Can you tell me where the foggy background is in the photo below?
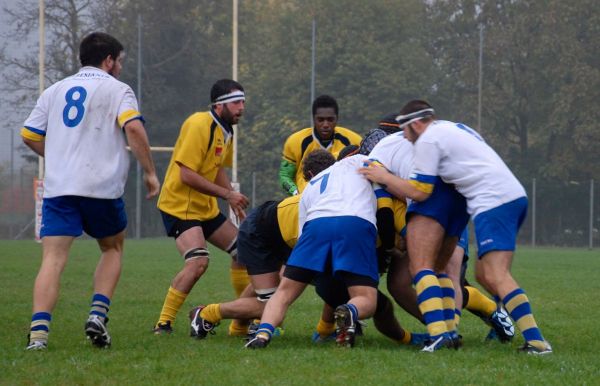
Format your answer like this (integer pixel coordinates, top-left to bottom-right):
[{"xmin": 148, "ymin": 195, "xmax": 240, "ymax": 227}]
[{"xmin": 0, "ymin": 0, "xmax": 598, "ymax": 247}]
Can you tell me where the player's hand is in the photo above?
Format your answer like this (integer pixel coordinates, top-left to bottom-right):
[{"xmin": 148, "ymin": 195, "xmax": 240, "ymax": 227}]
[
  {"xmin": 144, "ymin": 173, "xmax": 161, "ymax": 199},
  {"xmin": 358, "ymin": 164, "xmax": 391, "ymax": 185},
  {"xmin": 232, "ymin": 206, "xmax": 247, "ymax": 222},
  {"xmin": 226, "ymin": 190, "xmax": 249, "ymax": 212}
]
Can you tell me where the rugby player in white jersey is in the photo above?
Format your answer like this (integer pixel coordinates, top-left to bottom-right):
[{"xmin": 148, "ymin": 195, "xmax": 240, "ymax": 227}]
[
  {"xmin": 361, "ymin": 100, "xmax": 551, "ymax": 354},
  {"xmin": 21, "ymin": 32, "xmax": 160, "ymax": 350},
  {"xmin": 363, "ymin": 127, "xmax": 468, "ymax": 352},
  {"xmin": 246, "ymin": 154, "xmax": 380, "ymax": 349}
]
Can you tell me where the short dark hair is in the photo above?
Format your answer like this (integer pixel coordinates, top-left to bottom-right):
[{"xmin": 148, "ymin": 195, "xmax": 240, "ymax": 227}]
[
  {"xmin": 210, "ymin": 79, "xmax": 244, "ymax": 103},
  {"xmin": 397, "ymin": 100, "xmax": 435, "ymax": 127},
  {"xmin": 399, "ymin": 100, "xmax": 434, "ymax": 117},
  {"xmin": 302, "ymin": 149, "xmax": 335, "ymax": 181},
  {"xmin": 337, "ymin": 145, "xmax": 359, "ymax": 160},
  {"xmin": 79, "ymin": 32, "xmax": 124, "ymax": 67},
  {"xmin": 312, "ymin": 95, "xmax": 339, "ymax": 116}
]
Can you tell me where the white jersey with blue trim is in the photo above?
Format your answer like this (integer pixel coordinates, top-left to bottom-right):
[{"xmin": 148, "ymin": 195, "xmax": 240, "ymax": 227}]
[
  {"xmin": 298, "ymin": 154, "xmax": 377, "ymax": 235},
  {"xmin": 412, "ymin": 120, "xmax": 526, "ymax": 217},
  {"xmin": 23, "ymin": 66, "xmax": 141, "ymax": 199},
  {"xmin": 368, "ymin": 131, "xmax": 414, "ymax": 179}
]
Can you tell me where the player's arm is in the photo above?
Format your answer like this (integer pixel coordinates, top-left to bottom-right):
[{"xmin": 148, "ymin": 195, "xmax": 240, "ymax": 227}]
[
  {"xmin": 22, "ymin": 136, "xmax": 45, "ymax": 156},
  {"xmin": 374, "ymin": 184, "xmax": 396, "ymax": 251},
  {"xmin": 215, "ymin": 166, "xmax": 249, "ymax": 220},
  {"xmin": 279, "ymin": 159, "xmax": 298, "ymax": 196},
  {"xmin": 124, "ymin": 119, "xmax": 160, "ymax": 198},
  {"xmin": 21, "ymin": 92, "xmax": 49, "ymax": 156},
  {"xmin": 179, "ymin": 164, "xmax": 248, "ymax": 219},
  {"xmin": 360, "ymin": 165, "xmax": 430, "ymax": 202}
]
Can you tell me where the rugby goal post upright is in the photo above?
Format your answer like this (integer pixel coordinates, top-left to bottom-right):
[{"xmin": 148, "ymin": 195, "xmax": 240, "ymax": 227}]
[
  {"xmin": 34, "ymin": 0, "xmax": 45, "ymax": 241},
  {"xmin": 229, "ymin": 0, "xmax": 241, "ymax": 227}
]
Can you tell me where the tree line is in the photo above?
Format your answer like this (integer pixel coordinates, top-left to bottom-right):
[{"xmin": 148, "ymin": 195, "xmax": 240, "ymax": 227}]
[{"xmin": 2, "ymin": 0, "xmax": 599, "ymax": 207}]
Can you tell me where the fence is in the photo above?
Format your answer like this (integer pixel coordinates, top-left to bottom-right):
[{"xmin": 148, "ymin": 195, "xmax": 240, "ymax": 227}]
[{"xmin": 0, "ymin": 156, "xmax": 598, "ymax": 248}]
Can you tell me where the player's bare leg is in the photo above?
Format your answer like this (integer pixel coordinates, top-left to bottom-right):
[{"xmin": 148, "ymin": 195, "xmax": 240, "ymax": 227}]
[
  {"xmin": 154, "ymin": 226, "xmax": 208, "ymax": 334},
  {"xmin": 407, "ymin": 215, "xmax": 444, "ymax": 276},
  {"xmin": 200, "ymin": 272, "xmax": 280, "ymax": 324},
  {"xmin": 245, "ymin": 277, "xmax": 307, "ymax": 348},
  {"xmin": 333, "ymin": 284, "xmax": 377, "ymax": 348},
  {"xmin": 84, "ymin": 231, "xmax": 125, "ymax": 348},
  {"xmin": 208, "ymin": 220, "xmax": 252, "ymax": 335},
  {"xmin": 172, "ymin": 227, "xmax": 209, "ymax": 293},
  {"xmin": 94, "ymin": 231, "xmax": 125, "ymax": 298},
  {"xmin": 33, "ymin": 236, "xmax": 74, "ymax": 314},
  {"xmin": 27, "ymin": 236, "xmax": 74, "ymax": 348},
  {"xmin": 387, "ymin": 251, "xmax": 422, "ymax": 322}
]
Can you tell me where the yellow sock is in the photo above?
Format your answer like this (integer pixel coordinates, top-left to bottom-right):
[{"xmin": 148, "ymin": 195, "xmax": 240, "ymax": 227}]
[
  {"xmin": 156, "ymin": 286, "xmax": 187, "ymax": 326},
  {"xmin": 399, "ymin": 330, "xmax": 412, "ymax": 345},
  {"xmin": 200, "ymin": 304, "xmax": 222, "ymax": 324},
  {"xmin": 504, "ymin": 288, "xmax": 546, "ymax": 349},
  {"xmin": 465, "ymin": 286, "xmax": 497, "ymax": 317},
  {"xmin": 316, "ymin": 318, "xmax": 336, "ymax": 337},
  {"xmin": 454, "ymin": 309, "xmax": 462, "ymax": 328},
  {"xmin": 228, "ymin": 319, "xmax": 249, "ymax": 336},
  {"xmin": 414, "ymin": 270, "xmax": 447, "ymax": 338},
  {"xmin": 230, "ymin": 267, "xmax": 250, "ymax": 297},
  {"xmin": 438, "ymin": 275, "xmax": 456, "ymax": 332}
]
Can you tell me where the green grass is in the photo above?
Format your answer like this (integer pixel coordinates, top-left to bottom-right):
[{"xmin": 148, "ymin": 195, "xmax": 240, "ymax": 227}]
[{"xmin": 1, "ymin": 239, "xmax": 599, "ymax": 385}]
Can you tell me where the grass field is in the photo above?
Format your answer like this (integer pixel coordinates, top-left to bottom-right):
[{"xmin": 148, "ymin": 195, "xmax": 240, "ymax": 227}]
[{"xmin": 1, "ymin": 239, "xmax": 599, "ymax": 385}]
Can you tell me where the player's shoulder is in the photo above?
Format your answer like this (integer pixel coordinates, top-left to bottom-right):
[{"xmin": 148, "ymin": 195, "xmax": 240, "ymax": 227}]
[
  {"xmin": 334, "ymin": 126, "xmax": 362, "ymax": 141},
  {"xmin": 283, "ymin": 128, "xmax": 313, "ymax": 155},
  {"xmin": 428, "ymin": 120, "xmax": 461, "ymax": 135},
  {"xmin": 379, "ymin": 131, "xmax": 406, "ymax": 145},
  {"xmin": 286, "ymin": 127, "xmax": 313, "ymax": 141},
  {"xmin": 336, "ymin": 153, "xmax": 367, "ymax": 169},
  {"xmin": 182, "ymin": 111, "xmax": 213, "ymax": 126}
]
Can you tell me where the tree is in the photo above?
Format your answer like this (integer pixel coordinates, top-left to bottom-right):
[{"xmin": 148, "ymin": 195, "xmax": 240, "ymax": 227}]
[
  {"xmin": 426, "ymin": 0, "xmax": 600, "ymax": 181},
  {"xmin": 0, "ymin": 0, "xmax": 116, "ymax": 160}
]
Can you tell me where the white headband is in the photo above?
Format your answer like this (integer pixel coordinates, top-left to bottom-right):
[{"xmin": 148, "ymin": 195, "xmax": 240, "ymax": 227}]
[
  {"xmin": 212, "ymin": 90, "xmax": 245, "ymax": 105},
  {"xmin": 395, "ymin": 108, "xmax": 434, "ymax": 128}
]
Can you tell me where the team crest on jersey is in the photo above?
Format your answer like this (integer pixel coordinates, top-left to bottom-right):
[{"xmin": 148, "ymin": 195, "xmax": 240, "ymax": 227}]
[{"xmin": 215, "ymin": 146, "xmax": 223, "ymax": 156}]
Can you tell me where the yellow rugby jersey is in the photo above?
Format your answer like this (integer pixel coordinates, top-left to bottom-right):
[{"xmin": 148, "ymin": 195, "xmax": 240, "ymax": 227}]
[
  {"xmin": 158, "ymin": 111, "xmax": 233, "ymax": 220},
  {"xmin": 276, "ymin": 194, "xmax": 301, "ymax": 248},
  {"xmin": 282, "ymin": 126, "xmax": 361, "ymax": 192}
]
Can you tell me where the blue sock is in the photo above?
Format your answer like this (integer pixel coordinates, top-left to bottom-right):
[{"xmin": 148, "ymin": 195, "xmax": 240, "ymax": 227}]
[
  {"xmin": 90, "ymin": 293, "xmax": 111, "ymax": 321},
  {"xmin": 30, "ymin": 312, "xmax": 52, "ymax": 342},
  {"xmin": 256, "ymin": 323, "xmax": 275, "ymax": 339},
  {"xmin": 346, "ymin": 303, "xmax": 359, "ymax": 321}
]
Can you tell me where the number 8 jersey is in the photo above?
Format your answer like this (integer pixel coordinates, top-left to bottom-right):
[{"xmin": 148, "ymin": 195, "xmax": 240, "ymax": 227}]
[{"xmin": 21, "ymin": 66, "xmax": 143, "ymax": 199}]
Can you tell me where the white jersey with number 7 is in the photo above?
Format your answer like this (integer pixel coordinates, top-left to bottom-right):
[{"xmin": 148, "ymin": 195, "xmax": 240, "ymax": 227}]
[{"xmin": 298, "ymin": 154, "xmax": 377, "ymax": 236}]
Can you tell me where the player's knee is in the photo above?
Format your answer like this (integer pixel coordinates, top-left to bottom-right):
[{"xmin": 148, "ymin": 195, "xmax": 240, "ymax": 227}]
[
  {"xmin": 183, "ymin": 248, "xmax": 210, "ymax": 279},
  {"xmin": 476, "ymin": 267, "xmax": 502, "ymax": 291},
  {"xmin": 255, "ymin": 287, "xmax": 277, "ymax": 303}
]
